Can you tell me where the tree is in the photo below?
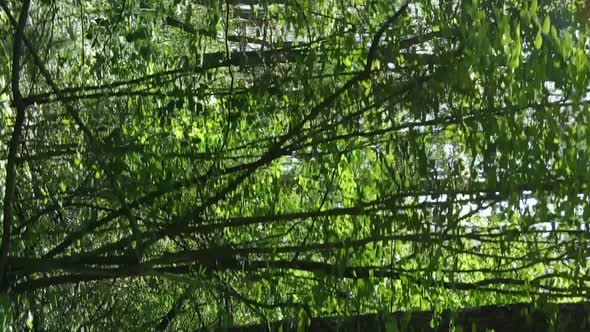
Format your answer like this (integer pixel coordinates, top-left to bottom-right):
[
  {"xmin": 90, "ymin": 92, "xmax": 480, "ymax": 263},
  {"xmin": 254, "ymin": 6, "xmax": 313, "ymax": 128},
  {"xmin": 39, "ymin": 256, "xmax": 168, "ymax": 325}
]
[{"xmin": 0, "ymin": 0, "xmax": 589, "ymax": 330}]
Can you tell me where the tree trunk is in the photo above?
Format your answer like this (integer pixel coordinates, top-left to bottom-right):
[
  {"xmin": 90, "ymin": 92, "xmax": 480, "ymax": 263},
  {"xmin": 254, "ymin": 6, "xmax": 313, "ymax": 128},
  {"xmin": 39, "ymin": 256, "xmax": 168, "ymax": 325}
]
[{"xmin": 207, "ymin": 302, "xmax": 590, "ymax": 332}]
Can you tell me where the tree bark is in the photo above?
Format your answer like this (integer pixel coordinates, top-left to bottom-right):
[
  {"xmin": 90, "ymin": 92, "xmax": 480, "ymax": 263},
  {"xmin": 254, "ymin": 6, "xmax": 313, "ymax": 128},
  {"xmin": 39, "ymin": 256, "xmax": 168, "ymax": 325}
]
[{"xmin": 205, "ymin": 302, "xmax": 590, "ymax": 332}]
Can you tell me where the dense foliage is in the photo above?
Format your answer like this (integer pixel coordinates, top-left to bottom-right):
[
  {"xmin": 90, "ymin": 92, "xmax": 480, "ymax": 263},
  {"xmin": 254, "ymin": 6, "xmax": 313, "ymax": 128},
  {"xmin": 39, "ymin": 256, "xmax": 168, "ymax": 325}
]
[{"xmin": 1, "ymin": 0, "xmax": 590, "ymax": 330}]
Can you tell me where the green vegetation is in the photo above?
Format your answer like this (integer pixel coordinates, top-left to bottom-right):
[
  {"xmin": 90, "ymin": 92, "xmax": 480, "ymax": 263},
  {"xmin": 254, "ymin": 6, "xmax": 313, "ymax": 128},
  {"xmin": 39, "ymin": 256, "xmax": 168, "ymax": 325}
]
[{"xmin": 1, "ymin": 0, "xmax": 590, "ymax": 330}]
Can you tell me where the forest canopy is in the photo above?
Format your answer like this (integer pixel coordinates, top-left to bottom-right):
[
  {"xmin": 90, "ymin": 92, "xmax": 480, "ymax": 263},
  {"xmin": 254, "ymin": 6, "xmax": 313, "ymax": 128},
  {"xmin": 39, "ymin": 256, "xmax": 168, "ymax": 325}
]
[{"xmin": 1, "ymin": 0, "xmax": 590, "ymax": 330}]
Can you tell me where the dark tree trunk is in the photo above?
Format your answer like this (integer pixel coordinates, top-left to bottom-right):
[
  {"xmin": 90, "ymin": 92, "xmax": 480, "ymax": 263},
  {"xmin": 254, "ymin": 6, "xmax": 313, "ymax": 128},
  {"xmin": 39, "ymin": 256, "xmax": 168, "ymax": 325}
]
[{"xmin": 206, "ymin": 302, "xmax": 590, "ymax": 332}]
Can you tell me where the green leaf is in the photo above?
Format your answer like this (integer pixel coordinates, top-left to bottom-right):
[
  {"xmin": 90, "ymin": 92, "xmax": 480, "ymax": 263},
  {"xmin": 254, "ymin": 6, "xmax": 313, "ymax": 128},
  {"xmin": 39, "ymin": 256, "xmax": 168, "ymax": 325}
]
[
  {"xmin": 530, "ymin": 0, "xmax": 538, "ymax": 15},
  {"xmin": 542, "ymin": 16, "xmax": 550, "ymax": 34},
  {"xmin": 534, "ymin": 32, "xmax": 542, "ymax": 49},
  {"xmin": 551, "ymin": 26, "xmax": 559, "ymax": 43}
]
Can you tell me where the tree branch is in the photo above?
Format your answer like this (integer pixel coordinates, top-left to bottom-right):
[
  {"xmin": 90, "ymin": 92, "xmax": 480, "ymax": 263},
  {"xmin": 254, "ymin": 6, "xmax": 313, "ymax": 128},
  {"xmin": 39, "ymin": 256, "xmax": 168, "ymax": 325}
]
[{"xmin": 0, "ymin": 0, "xmax": 32, "ymax": 290}]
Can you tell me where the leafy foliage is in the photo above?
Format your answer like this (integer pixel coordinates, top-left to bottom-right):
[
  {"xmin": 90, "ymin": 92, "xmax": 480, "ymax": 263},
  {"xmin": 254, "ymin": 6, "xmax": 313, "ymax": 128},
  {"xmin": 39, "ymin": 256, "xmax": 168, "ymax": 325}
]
[{"xmin": 0, "ymin": 0, "xmax": 589, "ymax": 330}]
